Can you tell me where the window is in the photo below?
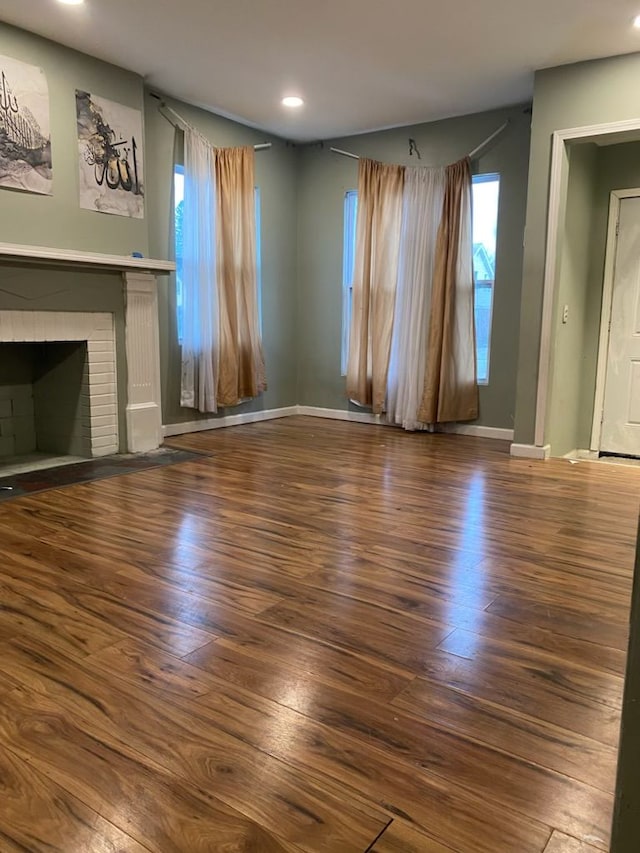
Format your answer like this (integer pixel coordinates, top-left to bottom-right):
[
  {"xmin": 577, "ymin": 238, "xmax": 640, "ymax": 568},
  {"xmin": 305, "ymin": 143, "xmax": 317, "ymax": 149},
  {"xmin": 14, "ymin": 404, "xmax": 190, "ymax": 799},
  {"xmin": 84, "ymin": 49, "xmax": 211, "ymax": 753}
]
[
  {"xmin": 472, "ymin": 173, "xmax": 500, "ymax": 385},
  {"xmin": 341, "ymin": 190, "xmax": 358, "ymax": 374},
  {"xmin": 174, "ymin": 166, "xmax": 262, "ymax": 343},
  {"xmin": 174, "ymin": 164, "xmax": 185, "ymax": 342},
  {"xmin": 340, "ymin": 177, "xmax": 500, "ymax": 385}
]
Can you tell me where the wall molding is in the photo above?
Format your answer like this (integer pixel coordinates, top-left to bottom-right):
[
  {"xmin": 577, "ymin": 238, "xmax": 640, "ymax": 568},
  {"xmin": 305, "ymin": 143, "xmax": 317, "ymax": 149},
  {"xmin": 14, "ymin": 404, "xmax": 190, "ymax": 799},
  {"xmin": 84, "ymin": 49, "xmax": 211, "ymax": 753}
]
[
  {"xmin": 296, "ymin": 406, "xmax": 380, "ymax": 424},
  {"xmin": 164, "ymin": 404, "xmax": 514, "ymax": 441},
  {"xmin": 441, "ymin": 423, "xmax": 514, "ymax": 441},
  {"xmin": 510, "ymin": 442, "xmax": 551, "ymax": 460},
  {"xmin": 163, "ymin": 406, "xmax": 297, "ymax": 437}
]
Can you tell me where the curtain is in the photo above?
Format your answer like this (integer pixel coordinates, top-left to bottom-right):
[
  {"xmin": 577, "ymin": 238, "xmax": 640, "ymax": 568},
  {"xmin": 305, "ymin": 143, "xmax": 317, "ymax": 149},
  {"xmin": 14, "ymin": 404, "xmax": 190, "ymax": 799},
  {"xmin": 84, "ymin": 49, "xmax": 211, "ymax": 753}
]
[
  {"xmin": 386, "ymin": 166, "xmax": 446, "ymax": 430},
  {"xmin": 215, "ymin": 146, "xmax": 266, "ymax": 406},
  {"xmin": 180, "ymin": 139, "xmax": 266, "ymax": 413},
  {"xmin": 346, "ymin": 158, "xmax": 404, "ymax": 414},
  {"xmin": 419, "ymin": 157, "xmax": 478, "ymax": 423},
  {"xmin": 180, "ymin": 128, "xmax": 218, "ymax": 412}
]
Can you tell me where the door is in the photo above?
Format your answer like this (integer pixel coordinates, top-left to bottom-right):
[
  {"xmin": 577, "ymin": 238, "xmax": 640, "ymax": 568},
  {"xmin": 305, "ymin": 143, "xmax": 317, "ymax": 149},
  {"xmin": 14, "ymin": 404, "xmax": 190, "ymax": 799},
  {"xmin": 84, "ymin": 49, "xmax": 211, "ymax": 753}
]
[{"xmin": 601, "ymin": 196, "xmax": 640, "ymax": 456}]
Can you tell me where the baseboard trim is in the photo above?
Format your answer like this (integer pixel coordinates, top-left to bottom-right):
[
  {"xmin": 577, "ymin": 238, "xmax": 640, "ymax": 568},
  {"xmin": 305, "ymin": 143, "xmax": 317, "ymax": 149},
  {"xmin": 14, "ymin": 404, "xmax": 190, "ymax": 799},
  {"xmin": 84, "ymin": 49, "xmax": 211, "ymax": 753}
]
[
  {"xmin": 164, "ymin": 404, "xmax": 514, "ymax": 442},
  {"xmin": 441, "ymin": 423, "xmax": 514, "ymax": 441},
  {"xmin": 510, "ymin": 442, "xmax": 551, "ymax": 460},
  {"xmin": 298, "ymin": 407, "xmax": 513, "ymax": 439},
  {"xmin": 296, "ymin": 406, "xmax": 380, "ymax": 424},
  {"xmin": 162, "ymin": 406, "xmax": 297, "ymax": 437}
]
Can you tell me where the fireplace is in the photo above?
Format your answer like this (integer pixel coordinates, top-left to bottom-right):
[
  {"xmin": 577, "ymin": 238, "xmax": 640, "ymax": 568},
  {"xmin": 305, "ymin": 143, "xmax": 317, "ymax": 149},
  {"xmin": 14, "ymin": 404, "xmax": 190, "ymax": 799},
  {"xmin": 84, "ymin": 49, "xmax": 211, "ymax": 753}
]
[
  {"xmin": 0, "ymin": 244, "xmax": 174, "ymax": 470},
  {"xmin": 0, "ymin": 311, "xmax": 119, "ymax": 463}
]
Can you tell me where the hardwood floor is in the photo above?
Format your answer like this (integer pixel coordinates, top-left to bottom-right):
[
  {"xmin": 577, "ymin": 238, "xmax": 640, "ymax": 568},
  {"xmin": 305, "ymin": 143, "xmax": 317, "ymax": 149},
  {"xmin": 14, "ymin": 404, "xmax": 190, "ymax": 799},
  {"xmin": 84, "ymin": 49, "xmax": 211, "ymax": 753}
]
[{"xmin": 0, "ymin": 415, "xmax": 637, "ymax": 852}]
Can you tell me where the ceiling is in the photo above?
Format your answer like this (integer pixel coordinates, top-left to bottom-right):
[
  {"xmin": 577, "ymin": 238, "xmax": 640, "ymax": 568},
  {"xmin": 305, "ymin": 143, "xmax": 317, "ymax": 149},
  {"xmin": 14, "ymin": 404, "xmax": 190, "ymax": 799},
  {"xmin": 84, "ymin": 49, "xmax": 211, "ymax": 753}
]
[{"xmin": 3, "ymin": 0, "xmax": 640, "ymax": 141}]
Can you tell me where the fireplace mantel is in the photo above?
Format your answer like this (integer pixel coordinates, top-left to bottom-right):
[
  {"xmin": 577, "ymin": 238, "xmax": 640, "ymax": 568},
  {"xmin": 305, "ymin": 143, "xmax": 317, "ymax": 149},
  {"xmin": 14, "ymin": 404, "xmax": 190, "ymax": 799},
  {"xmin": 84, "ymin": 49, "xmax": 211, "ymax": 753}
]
[{"xmin": 0, "ymin": 241, "xmax": 175, "ymax": 275}]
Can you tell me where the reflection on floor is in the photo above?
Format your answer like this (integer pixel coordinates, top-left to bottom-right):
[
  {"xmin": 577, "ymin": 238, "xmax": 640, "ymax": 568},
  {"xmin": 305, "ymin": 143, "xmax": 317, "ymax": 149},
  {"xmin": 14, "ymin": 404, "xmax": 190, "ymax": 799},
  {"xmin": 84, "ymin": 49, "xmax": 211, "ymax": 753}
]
[{"xmin": 0, "ymin": 416, "xmax": 637, "ymax": 851}]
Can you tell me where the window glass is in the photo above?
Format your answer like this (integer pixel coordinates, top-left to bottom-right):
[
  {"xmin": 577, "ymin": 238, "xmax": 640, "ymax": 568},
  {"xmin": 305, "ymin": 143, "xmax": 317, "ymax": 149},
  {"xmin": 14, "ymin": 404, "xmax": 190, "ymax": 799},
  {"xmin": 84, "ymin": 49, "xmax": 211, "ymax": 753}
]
[
  {"xmin": 174, "ymin": 167, "xmax": 261, "ymax": 342},
  {"xmin": 341, "ymin": 190, "xmax": 358, "ymax": 375},
  {"xmin": 472, "ymin": 174, "xmax": 500, "ymax": 384}
]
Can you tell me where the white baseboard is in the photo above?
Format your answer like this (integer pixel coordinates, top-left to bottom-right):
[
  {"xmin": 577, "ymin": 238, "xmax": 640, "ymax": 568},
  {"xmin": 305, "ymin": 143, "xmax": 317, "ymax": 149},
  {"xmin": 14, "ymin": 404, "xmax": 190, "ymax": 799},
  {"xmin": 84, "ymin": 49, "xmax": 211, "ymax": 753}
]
[
  {"xmin": 510, "ymin": 442, "xmax": 551, "ymax": 460},
  {"xmin": 576, "ymin": 448, "xmax": 599, "ymax": 460},
  {"xmin": 164, "ymin": 404, "xmax": 514, "ymax": 442},
  {"xmin": 441, "ymin": 423, "xmax": 514, "ymax": 441},
  {"xmin": 163, "ymin": 406, "xmax": 297, "ymax": 437},
  {"xmin": 296, "ymin": 405, "xmax": 380, "ymax": 424},
  {"xmin": 297, "ymin": 407, "xmax": 513, "ymax": 439}
]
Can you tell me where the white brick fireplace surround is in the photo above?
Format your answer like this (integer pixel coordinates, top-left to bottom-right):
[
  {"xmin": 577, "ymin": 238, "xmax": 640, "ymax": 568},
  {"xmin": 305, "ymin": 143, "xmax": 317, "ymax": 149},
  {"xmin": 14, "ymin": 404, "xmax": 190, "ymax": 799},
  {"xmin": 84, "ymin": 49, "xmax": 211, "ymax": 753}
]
[
  {"xmin": 0, "ymin": 311, "xmax": 118, "ymax": 457},
  {"xmin": 0, "ymin": 243, "xmax": 174, "ymax": 456}
]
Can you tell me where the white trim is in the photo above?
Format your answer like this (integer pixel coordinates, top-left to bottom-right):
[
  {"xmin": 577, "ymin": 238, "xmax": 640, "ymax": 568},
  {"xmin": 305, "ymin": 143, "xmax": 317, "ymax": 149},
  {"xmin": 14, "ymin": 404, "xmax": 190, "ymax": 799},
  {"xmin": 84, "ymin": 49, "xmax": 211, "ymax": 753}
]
[
  {"xmin": 296, "ymin": 405, "xmax": 380, "ymax": 424},
  {"xmin": 534, "ymin": 118, "xmax": 640, "ymax": 449},
  {"xmin": 0, "ymin": 241, "xmax": 175, "ymax": 274},
  {"xmin": 590, "ymin": 188, "xmax": 640, "ymax": 450},
  {"xmin": 442, "ymin": 423, "xmax": 514, "ymax": 441},
  {"xmin": 564, "ymin": 448, "xmax": 599, "ymax": 460},
  {"xmin": 163, "ymin": 405, "xmax": 513, "ymax": 440},
  {"xmin": 123, "ymin": 273, "xmax": 163, "ymax": 453},
  {"xmin": 163, "ymin": 406, "xmax": 297, "ymax": 437},
  {"xmin": 510, "ymin": 442, "xmax": 551, "ymax": 460}
]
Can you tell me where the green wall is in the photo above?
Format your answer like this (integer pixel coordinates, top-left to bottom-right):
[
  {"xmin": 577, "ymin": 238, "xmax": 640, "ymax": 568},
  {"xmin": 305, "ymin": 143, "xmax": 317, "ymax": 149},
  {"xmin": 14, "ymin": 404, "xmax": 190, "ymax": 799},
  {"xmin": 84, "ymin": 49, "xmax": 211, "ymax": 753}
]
[
  {"xmin": 515, "ymin": 52, "xmax": 640, "ymax": 445},
  {"xmin": 295, "ymin": 105, "xmax": 531, "ymax": 428},
  {"xmin": 0, "ymin": 23, "xmax": 147, "ymax": 256},
  {"xmin": 144, "ymin": 93, "xmax": 299, "ymax": 426}
]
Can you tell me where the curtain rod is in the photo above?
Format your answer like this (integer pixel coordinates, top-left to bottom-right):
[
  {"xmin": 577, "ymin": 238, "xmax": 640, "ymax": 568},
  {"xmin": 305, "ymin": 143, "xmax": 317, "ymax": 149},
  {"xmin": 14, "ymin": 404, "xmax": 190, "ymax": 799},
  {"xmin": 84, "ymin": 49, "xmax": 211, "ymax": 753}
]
[
  {"xmin": 157, "ymin": 101, "xmax": 272, "ymax": 152},
  {"xmin": 329, "ymin": 120, "xmax": 510, "ymax": 163}
]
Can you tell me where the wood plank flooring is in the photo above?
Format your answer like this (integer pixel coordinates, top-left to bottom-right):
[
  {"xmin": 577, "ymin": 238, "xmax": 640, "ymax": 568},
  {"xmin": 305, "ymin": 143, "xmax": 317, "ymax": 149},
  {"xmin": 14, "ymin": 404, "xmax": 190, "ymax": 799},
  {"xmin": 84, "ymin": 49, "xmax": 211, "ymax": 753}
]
[{"xmin": 0, "ymin": 416, "xmax": 638, "ymax": 852}]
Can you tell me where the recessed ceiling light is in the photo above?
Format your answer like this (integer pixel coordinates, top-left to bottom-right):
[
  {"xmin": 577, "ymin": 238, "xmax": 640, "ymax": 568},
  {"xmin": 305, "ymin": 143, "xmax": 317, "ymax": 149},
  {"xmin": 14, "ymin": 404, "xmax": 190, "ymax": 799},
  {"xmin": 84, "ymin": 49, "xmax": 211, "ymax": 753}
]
[
  {"xmin": 282, "ymin": 96, "xmax": 304, "ymax": 108},
  {"xmin": 634, "ymin": 13, "xmax": 640, "ymax": 27},
  {"xmin": 57, "ymin": 0, "xmax": 85, "ymax": 5}
]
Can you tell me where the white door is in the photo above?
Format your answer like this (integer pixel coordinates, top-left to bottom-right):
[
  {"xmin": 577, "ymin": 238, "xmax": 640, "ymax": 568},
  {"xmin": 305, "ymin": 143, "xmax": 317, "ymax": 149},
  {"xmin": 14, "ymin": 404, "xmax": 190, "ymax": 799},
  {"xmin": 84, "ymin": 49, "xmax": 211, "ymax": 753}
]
[{"xmin": 601, "ymin": 196, "xmax": 640, "ymax": 455}]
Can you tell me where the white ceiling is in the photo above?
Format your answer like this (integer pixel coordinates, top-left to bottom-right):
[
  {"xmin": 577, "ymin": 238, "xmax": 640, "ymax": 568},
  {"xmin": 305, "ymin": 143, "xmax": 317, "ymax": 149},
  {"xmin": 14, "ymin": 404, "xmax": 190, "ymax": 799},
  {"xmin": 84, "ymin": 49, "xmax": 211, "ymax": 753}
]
[{"xmin": 3, "ymin": 0, "xmax": 640, "ymax": 141}]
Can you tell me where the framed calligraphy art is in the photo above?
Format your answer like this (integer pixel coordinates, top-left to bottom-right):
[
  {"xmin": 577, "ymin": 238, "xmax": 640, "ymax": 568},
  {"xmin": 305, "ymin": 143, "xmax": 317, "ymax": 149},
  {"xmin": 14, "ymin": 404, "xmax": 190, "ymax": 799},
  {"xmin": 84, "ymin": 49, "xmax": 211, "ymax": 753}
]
[
  {"xmin": 0, "ymin": 54, "xmax": 52, "ymax": 195},
  {"xmin": 76, "ymin": 90, "xmax": 144, "ymax": 218}
]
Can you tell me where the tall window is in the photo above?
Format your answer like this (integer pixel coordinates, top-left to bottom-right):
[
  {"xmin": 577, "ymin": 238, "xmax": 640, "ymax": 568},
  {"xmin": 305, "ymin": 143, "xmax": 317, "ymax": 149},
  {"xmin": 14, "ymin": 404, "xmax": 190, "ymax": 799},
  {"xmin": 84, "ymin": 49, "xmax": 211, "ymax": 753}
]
[
  {"xmin": 174, "ymin": 164, "xmax": 185, "ymax": 342},
  {"xmin": 174, "ymin": 165, "xmax": 261, "ymax": 343},
  {"xmin": 471, "ymin": 173, "xmax": 500, "ymax": 385},
  {"xmin": 341, "ymin": 190, "xmax": 358, "ymax": 375},
  {"xmin": 340, "ymin": 178, "xmax": 500, "ymax": 384}
]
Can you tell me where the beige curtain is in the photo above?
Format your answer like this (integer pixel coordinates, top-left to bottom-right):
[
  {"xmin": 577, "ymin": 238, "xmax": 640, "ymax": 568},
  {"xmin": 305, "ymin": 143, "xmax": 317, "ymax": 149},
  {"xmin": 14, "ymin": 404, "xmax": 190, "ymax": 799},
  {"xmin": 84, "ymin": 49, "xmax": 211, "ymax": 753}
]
[
  {"xmin": 215, "ymin": 146, "xmax": 266, "ymax": 407},
  {"xmin": 346, "ymin": 158, "xmax": 404, "ymax": 413},
  {"xmin": 418, "ymin": 157, "xmax": 478, "ymax": 424}
]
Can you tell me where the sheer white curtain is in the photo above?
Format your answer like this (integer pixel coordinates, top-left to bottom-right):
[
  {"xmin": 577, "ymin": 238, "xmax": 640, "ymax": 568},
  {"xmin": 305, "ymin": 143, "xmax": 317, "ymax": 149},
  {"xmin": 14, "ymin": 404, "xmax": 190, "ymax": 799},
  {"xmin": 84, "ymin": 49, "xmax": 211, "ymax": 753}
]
[
  {"xmin": 180, "ymin": 128, "xmax": 218, "ymax": 412},
  {"xmin": 386, "ymin": 166, "xmax": 446, "ymax": 430}
]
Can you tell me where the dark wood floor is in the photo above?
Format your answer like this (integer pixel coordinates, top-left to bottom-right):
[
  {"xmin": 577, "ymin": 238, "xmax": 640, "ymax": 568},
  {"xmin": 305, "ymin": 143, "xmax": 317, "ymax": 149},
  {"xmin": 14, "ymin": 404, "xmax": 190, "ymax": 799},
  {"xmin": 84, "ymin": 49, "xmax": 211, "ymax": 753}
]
[{"xmin": 0, "ymin": 416, "xmax": 638, "ymax": 852}]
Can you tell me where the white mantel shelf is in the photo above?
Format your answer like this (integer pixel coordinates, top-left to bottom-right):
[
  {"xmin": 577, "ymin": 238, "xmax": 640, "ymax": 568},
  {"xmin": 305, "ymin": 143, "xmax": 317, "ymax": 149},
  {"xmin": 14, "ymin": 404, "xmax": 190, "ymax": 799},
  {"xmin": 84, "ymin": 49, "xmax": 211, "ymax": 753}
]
[{"xmin": 0, "ymin": 241, "xmax": 175, "ymax": 274}]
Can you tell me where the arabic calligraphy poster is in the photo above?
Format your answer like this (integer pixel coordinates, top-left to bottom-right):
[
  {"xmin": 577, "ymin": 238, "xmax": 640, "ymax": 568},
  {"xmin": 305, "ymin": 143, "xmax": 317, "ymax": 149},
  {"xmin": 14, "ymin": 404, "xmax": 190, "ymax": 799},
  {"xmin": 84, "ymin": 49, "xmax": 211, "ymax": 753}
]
[
  {"xmin": 0, "ymin": 54, "xmax": 52, "ymax": 195},
  {"xmin": 76, "ymin": 90, "xmax": 144, "ymax": 218}
]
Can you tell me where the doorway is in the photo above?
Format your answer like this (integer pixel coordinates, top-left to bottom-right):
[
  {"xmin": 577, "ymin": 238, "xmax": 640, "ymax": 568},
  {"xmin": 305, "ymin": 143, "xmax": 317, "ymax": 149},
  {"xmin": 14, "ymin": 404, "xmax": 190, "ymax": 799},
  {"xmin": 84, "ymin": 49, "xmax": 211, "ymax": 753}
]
[
  {"xmin": 592, "ymin": 191, "xmax": 640, "ymax": 457},
  {"xmin": 543, "ymin": 139, "xmax": 640, "ymax": 458}
]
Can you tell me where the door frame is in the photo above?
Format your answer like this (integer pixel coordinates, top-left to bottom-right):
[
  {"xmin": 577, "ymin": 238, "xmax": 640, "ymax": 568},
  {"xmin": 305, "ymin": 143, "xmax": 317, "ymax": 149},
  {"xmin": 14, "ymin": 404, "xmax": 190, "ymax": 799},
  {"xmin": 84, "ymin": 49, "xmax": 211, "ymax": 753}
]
[
  {"xmin": 590, "ymin": 188, "xmax": 640, "ymax": 451},
  {"xmin": 534, "ymin": 119, "xmax": 640, "ymax": 450}
]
